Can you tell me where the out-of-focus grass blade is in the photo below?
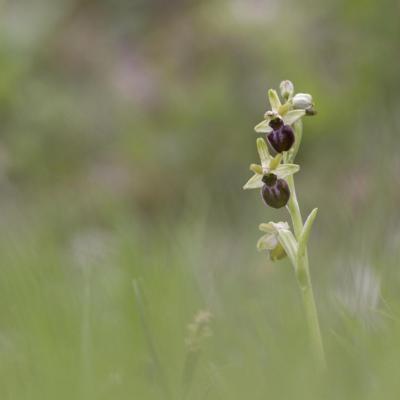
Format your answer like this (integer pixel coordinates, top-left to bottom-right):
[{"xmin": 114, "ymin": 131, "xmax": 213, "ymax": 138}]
[{"xmin": 132, "ymin": 279, "xmax": 171, "ymax": 400}]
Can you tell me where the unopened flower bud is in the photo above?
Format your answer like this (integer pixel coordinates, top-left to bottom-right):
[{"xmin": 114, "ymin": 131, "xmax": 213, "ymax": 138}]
[
  {"xmin": 261, "ymin": 174, "xmax": 290, "ymax": 208},
  {"xmin": 292, "ymin": 93, "xmax": 313, "ymax": 111},
  {"xmin": 267, "ymin": 124, "xmax": 295, "ymax": 153},
  {"xmin": 279, "ymin": 80, "xmax": 294, "ymax": 100}
]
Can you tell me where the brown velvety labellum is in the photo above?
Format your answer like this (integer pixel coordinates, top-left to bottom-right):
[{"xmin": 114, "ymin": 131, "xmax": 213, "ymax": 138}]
[
  {"xmin": 261, "ymin": 177, "xmax": 290, "ymax": 208},
  {"xmin": 267, "ymin": 125, "xmax": 295, "ymax": 153}
]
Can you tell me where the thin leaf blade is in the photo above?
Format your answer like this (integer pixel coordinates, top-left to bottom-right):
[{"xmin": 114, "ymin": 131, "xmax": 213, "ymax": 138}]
[{"xmin": 297, "ymin": 208, "xmax": 318, "ymax": 260}]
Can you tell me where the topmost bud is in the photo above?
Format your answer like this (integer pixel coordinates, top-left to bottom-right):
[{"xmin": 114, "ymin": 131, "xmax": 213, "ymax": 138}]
[{"xmin": 279, "ymin": 80, "xmax": 294, "ymax": 100}]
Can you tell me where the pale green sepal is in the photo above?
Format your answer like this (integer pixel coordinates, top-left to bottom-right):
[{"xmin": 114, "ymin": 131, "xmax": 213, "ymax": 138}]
[
  {"xmin": 297, "ymin": 208, "xmax": 318, "ymax": 261},
  {"xmin": 283, "ymin": 110, "xmax": 305, "ymax": 126},
  {"xmin": 243, "ymin": 173, "xmax": 263, "ymax": 190},
  {"xmin": 259, "ymin": 221, "xmax": 289, "ymax": 233},
  {"xmin": 268, "ymin": 89, "xmax": 281, "ymax": 112},
  {"xmin": 254, "ymin": 120, "xmax": 272, "ymax": 133},
  {"xmin": 277, "ymin": 229, "xmax": 298, "ymax": 267},
  {"xmin": 274, "ymin": 163, "xmax": 300, "ymax": 179},
  {"xmin": 256, "ymin": 138, "xmax": 272, "ymax": 168},
  {"xmin": 259, "ymin": 223, "xmax": 275, "ymax": 233},
  {"xmin": 278, "ymin": 102, "xmax": 291, "ymax": 116},
  {"xmin": 287, "ymin": 119, "xmax": 303, "ymax": 163}
]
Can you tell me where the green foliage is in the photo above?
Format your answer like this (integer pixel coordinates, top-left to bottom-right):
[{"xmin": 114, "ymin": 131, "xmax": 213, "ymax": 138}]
[{"xmin": 0, "ymin": 0, "xmax": 399, "ymax": 398}]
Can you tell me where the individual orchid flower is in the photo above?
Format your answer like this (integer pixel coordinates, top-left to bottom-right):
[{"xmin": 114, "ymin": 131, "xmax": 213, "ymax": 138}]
[
  {"xmin": 257, "ymin": 221, "xmax": 290, "ymax": 261},
  {"xmin": 242, "ymin": 137, "xmax": 299, "ymax": 208},
  {"xmin": 254, "ymin": 84, "xmax": 316, "ymax": 153},
  {"xmin": 257, "ymin": 221, "xmax": 300, "ymax": 265},
  {"xmin": 254, "ymin": 89, "xmax": 306, "ymax": 135}
]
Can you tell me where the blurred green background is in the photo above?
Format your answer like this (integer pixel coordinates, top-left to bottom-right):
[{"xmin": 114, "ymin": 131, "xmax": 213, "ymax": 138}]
[{"xmin": 1, "ymin": 0, "xmax": 400, "ymax": 398}]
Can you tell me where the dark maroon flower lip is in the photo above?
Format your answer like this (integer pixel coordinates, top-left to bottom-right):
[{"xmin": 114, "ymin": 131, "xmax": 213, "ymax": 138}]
[
  {"xmin": 261, "ymin": 174, "xmax": 290, "ymax": 208},
  {"xmin": 267, "ymin": 124, "xmax": 295, "ymax": 153}
]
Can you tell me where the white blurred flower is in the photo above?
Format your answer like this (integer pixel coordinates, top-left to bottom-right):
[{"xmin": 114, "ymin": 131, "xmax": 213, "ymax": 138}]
[
  {"xmin": 335, "ymin": 262, "xmax": 381, "ymax": 326},
  {"xmin": 70, "ymin": 229, "xmax": 114, "ymax": 271}
]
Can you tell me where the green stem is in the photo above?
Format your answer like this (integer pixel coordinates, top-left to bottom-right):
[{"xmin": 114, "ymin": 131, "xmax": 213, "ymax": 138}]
[{"xmin": 286, "ymin": 175, "xmax": 326, "ymax": 368}]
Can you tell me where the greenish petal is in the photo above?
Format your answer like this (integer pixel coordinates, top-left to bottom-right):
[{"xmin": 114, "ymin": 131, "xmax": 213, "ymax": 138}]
[
  {"xmin": 257, "ymin": 233, "xmax": 279, "ymax": 251},
  {"xmin": 249, "ymin": 164, "xmax": 263, "ymax": 174},
  {"xmin": 269, "ymin": 153, "xmax": 283, "ymax": 170}
]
